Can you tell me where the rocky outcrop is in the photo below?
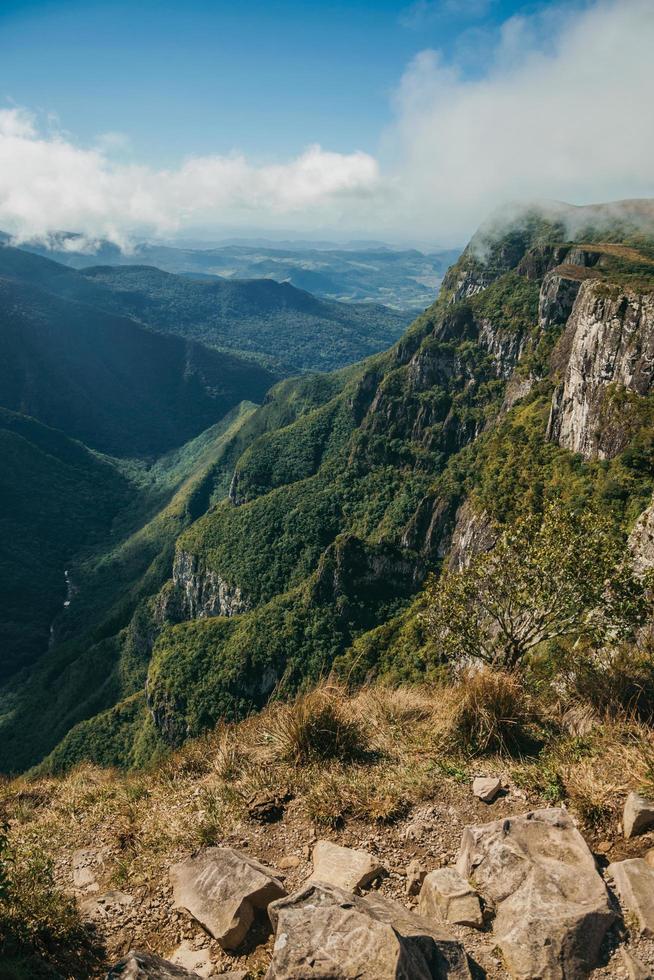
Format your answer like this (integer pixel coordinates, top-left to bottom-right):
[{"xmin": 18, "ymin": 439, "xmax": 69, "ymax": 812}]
[
  {"xmin": 456, "ymin": 807, "xmax": 616, "ymax": 979},
  {"xmin": 266, "ymin": 882, "xmax": 472, "ymax": 979},
  {"xmin": 170, "ymin": 847, "xmax": 286, "ymax": 950},
  {"xmin": 478, "ymin": 318, "xmax": 526, "ymax": 379},
  {"xmin": 547, "ymin": 282, "xmax": 654, "ymax": 459},
  {"xmin": 169, "ymin": 550, "xmax": 248, "ymax": 621},
  {"xmin": 447, "ymin": 500, "xmax": 496, "ymax": 572}
]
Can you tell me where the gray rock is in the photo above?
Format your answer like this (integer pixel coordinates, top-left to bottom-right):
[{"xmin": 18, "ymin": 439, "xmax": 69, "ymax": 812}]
[
  {"xmin": 106, "ymin": 950, "xmax": 202, "ymax": 978},
  {"xmin": 170, "ymin": 847, "xmax": 286, "ymax": 950},
  {"xmin": 608, "ymin": 858, "xmax": 654, "ymax": 937},
  {"xmin": 624, "ymin": 792, "xmax": 654, "ymax": 839},
  {"xmin": 457, "ymin": 807, "xmax": 615, "ymax": 979},
  {"xmin": 309, "ymin": 840, "xmax": 385, "ymax": 893},
  {"xmin": 405, "ymin": 858, "xmax": 428, "ymax": 896},
  {"xmin": 418, "ymin": 868, "xmax": 483, "ymax": 929},
  {"xmin": 266, "ymin": 881, "xmax": 472, "ymax": 979},
  {"xmin": 472, "ymin": 777, "xmax": 502, "ymax": 804}
]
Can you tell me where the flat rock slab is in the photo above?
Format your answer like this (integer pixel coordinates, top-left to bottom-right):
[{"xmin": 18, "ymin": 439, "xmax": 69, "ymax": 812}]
[
  {"xmin": 457, "ymin": 807, "xmax": 615, "ymax": 979},
  {"xmin": 170, "ymin": 847, "xmax": 286, "ymax": 950},
  {"xmin": 472, "ymin": 777, "xmax": 502, "ymax": 803},
  {"xmin": 624, "ymin": 792, "xmax": 654, "ymax": 839},
  {"xmin": 72, "ymin": 846, "xmax": 108, "ymax": 892},
  {"xmin": 266, "ymin": 881, "xmax": 472, "ymax": 979},
  {"xmin": 608, "ymin": 858, "xmax": 654, "ymax": 937},
  {"xmin": 309, "ymin": 839, "xmax": 385, "ymax": 893},
  {"xmin": 418, "ymin": 868, "xmax": 483, "ymax": 929},
  {"xmin": 106, "ymin": 950, "xmax": 202, "ymax": 978},
  {"xmin": 81, "ymin": 889, "xmax": 134, "ymax": 922}
]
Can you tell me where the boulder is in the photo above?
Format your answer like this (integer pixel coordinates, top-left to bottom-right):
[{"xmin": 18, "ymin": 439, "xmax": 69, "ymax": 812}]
[
  {"xmin": 608, "ymin": 858, "xmax": 654, "ymax": 937},
  {"xmin": 106, "ymin": 950, "xmax": 202, "ymax": 978},
  {"xmin": 472, "ymin": 777, "xmax": 502, "ymax": 804},
  {"xmin": 266, "ymin": 881, "xmax": 472, "ymax": 979},
  {"xmin": 170, "ymin": 847, "xmax": 286, "ymax": 950},
  {"xmin": 457, "ymin": 807, "xmax": 615, "ymax": 979},
  {"xmin": 418, "ymin": 868, "xmax": 483, "ymax": 929},
  {"xmin": 309, "ymin": 840, "xmax": 385, "ymax": 893},
  {"xmin": 624, "ymin": 792, "xmax": 654, "ymax": 839}
]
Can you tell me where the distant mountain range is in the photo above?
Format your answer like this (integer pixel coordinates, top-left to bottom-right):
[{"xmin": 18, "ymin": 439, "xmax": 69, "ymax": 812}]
[{"xmin": 4, "ymin": 231, "xmax": 460, "ymax": 311}]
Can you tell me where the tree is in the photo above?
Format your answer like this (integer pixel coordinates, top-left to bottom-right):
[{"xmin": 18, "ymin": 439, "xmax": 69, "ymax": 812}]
[{"xmin": 423, "ymin": 501, "xmax": 652, "ymax": 670}]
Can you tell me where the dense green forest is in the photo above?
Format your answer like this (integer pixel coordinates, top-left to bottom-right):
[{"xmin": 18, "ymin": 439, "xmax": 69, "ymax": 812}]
[{"xmin": 3, "ymin": 203, "xmax": 654, "ymax": 774}]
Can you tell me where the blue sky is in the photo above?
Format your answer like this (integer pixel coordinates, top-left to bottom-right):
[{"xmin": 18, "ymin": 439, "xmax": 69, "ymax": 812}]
[
  {"xmin": 1, "ymin": 0, "xmax": 533, "ymax": 165},
  {"xmin": 0, "ymin": 1, "xmax": 651, "ymax": 245}
]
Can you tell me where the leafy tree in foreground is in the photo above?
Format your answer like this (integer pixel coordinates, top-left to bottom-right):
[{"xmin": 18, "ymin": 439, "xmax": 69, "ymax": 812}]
[{"xmin": 423, "ymin": 502, "xmax": 652, "ymax": 670}]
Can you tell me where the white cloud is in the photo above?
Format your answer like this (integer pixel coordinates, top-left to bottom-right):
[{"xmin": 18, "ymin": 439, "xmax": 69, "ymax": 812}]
[
  {"xmin": 0, "ymin": 0, "xmax": 653, "ymax": 247},
  {"xmin": 384, "ymin": 0, "xmax": 654, "ymax": 241},
  {"xmin": 0, "ymin": 109, "xmax": 382, "ymax": 245}
]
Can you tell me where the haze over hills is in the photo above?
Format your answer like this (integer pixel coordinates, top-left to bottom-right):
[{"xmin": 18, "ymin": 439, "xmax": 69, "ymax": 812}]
[{"xmin": 7, "ymin": 231, "xmax": 460, "ymax": 312}]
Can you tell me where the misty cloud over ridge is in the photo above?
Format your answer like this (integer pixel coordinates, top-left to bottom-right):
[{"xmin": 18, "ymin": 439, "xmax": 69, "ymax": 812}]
[{"xmin": 1, "ymin": 0, "xmax": 653, "ymax": 247}]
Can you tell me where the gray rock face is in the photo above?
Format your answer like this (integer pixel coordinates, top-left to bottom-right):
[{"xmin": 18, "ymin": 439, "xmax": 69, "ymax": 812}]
[
  {"xmin": 447, "ymin": 500, "xmax": 496, "ymax": 573},
  {"xmin": 170, "ymin": 847, "xmax": 286, "ymax": 950},
  {"xmin": 266, "ymin": 882, "xmax": 472, "ymax": 979},
  {"xmin": 171, "ymin": 550, "xmax": 248, "ymax": 620},
  {"xmin": 309, "ymin": 840, "xmax": 385, "ymax": 893},
  {"xmin": 456, "ymin": 807, "xmax": 615, "ymax": 979},
  {"xmin": 547, "ymin": 282, "xmax": 654, "ymax": 460},
  {"xmin": 106, "ymin": 950, "xmax": 202, "ymax": 979},
  {"xmin": 418, "ymin": 868, "xmax": 483, "ymax": 929},
  {"xmin": 608, "ymin": 858, "xmax": 654, "ymax": 937},
  {"xmin": 478, "ymin": 317, "xmax": 526, "ymax": 380},
  {"xmin": 538, "ymin": 270, "xmax": 584, "ymax": 333},
  {"xmin": 623, "ymin": 791, "xmax": 654, "ymax": 838}
]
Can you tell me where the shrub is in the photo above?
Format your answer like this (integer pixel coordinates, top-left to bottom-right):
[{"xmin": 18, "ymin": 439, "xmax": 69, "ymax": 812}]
[
  {"xmin": 424, "ymin": 501, "xmax": 651, "ymax": 670},
  {"xmin": 566, "ymin": 646, "xmax": 654, "ymax": 724},
  {"xmin": 0, "ymin": 825, "xmax": 101, "ymax": 977},
  {"xmin": 260, "ymin": 682, "xmax": 367, "ymax": 765},
  {"xmin": 442, "ymin": 669, "xmax": 545, "ymax": 756}
]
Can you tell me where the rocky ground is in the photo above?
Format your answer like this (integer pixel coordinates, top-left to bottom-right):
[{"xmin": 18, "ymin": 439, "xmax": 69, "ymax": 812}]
[{"xmin": 3, "ymin": 681, "xmax": 654, "ymax": 978}]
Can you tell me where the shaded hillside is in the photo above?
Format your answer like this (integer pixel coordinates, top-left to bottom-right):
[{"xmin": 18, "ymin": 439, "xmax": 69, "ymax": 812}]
[
  {"xmin": 80, "ymin": 264, "xmax": 411, "ymax": 372},
  {"xmin": 0, "ymin": 410, "xmax": 131, "ymax": 680},
  {"xmin": 0, "ymin": 266, "xmax": 275, "ymax": 457}
]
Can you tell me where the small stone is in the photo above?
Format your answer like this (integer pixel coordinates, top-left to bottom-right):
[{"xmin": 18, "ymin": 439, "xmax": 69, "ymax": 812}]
[
  {"xmin": 418, "ymin": 868, "xmax": 483, "ymax": 929},
  {"xmin": 623, "ymin": 792, "xmax": 654, "ymax": 839},
  {"xmin": 309, "ymin": 840, "xmax": 386, "ymax": 893},
  {"xmin": 404, "ymin": 858, "xmax": 427, "ymax": 897},
  {"xmin": 277, "ymin": 855, "xmax": 301, "ymax": 870},
  {"xmin": 247, "ymin": 791, "xmax": 290, "ymax": 824},
  {"xmin": 595, "ymin": 840, "xmax": 612, "ymax": 855},
  {"xmin": 645, "ymin": 848, "xmax": 654, "ymax": 870},
  {"xmin": 472, "ymin": 777, "xmax": 502, "ymax": 803},
  {"xmin": 608, "ymin": 858, "xmax": 654, "ymax": 938}
]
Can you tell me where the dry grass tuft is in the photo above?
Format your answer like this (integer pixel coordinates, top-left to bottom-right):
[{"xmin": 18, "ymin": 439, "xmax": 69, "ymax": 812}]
[
  {"xmin": 258, "ymin": 681, "xmax": 368, "ymax": 766},
  {"xmin": 439, "ymin": 669, "xmax": 546, "ymax": 757}
]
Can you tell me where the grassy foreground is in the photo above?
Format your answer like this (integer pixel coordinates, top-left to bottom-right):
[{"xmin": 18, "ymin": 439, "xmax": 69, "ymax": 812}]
[{"xmin": 1, "ymin": 663, "xmax": 654, "ymax": 977}]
